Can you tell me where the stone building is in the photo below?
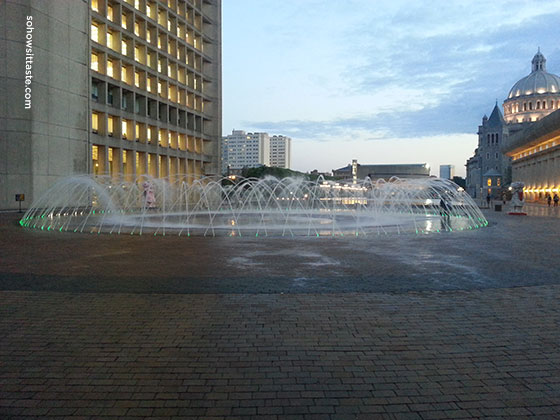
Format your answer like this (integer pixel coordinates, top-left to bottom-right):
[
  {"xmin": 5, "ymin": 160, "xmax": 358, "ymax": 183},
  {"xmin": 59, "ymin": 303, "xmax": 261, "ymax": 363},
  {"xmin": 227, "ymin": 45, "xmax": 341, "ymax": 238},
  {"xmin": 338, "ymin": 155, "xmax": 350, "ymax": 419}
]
[
  {"xmin": 0, "ymin": 0, "xmax": 222, "ymax": 210},
  {"xmin": 466, "ymin": 50, "xmax": 560, "ymax": 198},
  {"xmin": 332, "ymin": 161, "xmax": 430, "ymax": 181},
  {"xmin": 502, "ymin": 109, "xmax": 560, "ymax": 201}
]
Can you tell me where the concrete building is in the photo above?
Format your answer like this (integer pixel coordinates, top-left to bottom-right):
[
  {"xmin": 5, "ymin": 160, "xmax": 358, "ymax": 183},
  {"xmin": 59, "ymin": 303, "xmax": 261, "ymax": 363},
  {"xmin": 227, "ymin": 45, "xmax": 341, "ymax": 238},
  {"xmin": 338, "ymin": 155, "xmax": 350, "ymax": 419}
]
[
  {"xmin": 466, "ymin": 50, "xmax": 560, "ymax": 199},
  {"xmin": 221, "ymin": 130, "xmax": 270, "ymax": 174},
  {"xmin": 0, "ymin": 0, "xmax": 222, "ymax": 210},
  {"xmin": 502, "ymin": 108, "xmax": 560, "ymax": 202},
  {"xmin": 332, "ymin": 161, "xmax": 430, "ymax": 181},
  {"xmin": 269, "ymin": 134, "xmax": 291, "ymax": 169},
  {"xmin": 439, "ymin": 165, "xmax": 455, "ymax": 179}
]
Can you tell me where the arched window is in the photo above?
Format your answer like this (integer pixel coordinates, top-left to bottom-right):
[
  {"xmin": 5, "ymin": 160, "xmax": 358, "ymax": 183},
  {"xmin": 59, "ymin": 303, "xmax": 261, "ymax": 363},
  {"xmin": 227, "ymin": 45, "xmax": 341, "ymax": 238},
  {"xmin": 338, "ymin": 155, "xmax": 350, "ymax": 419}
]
[
  {"xmin": 523, "ymin": 102, "xmax": 527, "ymax": 111},
  {"xmin": 543, "ymin": 101, "xmax": 546, "ymax": 109},
  {"xmin": 496, "ymin": 135, "xmax": 499, "ymax": 144},
  {"xmin": 537, "ymin": 101, "xmax": 540, "ymax": 109},
  {"xmin": 529, "ymin": 102, "xmax": 533, "ymax": 110}
]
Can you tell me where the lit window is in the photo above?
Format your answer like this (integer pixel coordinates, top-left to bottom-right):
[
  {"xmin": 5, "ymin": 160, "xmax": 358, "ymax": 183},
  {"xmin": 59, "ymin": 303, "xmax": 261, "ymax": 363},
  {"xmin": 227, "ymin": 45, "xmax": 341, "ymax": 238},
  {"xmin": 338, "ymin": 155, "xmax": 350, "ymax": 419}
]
[
  {"xmin": 147, "ymin": 127, "xmax": 152, "ymax": 141},
  {"xmin": 487, "ymin": 178, "xmax": 492, "ymax": 187},
  {"xmin": 497, "ymin": 178, "xmax": 501, "ymax": 187},
  {"xmin": 107, "ymin": 59, "xmax": 114, "ymax": 77},
  {"xmin": 135, "ymin": 71, "xmax": 140, "ymax": 87},
  {"xmin": 122, "ymin": 120, "xmax": 128, "ymax": 139},
  {"xmin": 122, "ymin": 150, "xmax": 127, "ymax": 164},
  {"xmin": 107, "ymin": 31, "xmax": 113, "ymax": 49},
  {"xmin": 134, "ymin": 21, "xmax": 140, "ymax": 36},
  {"xmin": 91, "ymin": 112, "xmax": 99, "ymax": 132},
  {"xmin": 136, "ymin": 123, "xmax": 140, "ymax": 140},
  {"xmin": 146, "ymin": 3, "xmax": 152, "ymax": 17},
  {"xmin": 108, "ymin": 148, "xmax": 113, "ymax": 162},
  {"xmin": 158, "ymin": 81, "xmax": 162, "ymax": 94},
  {"xmin": 167, "ymin": 65, "xmax": 171, "ymax": 76},
  {"xmin": 107, "ymin": 4, "xmax": 114, "ymax": 21},
  {"xmin": 121, "ymin": 40, "xmax": 128, "ymax": 55},
  {"xmin": 91, "ymin": 23, "xmax": 99, "ymax": 42},
  {"xmin": 121, "ymin": 66, "xmax": 128, "ymax": 84},
  {"xmin": 121, "ymin": 13, "xmax": 127, "ymax": 29},
  {"xmin": 167, "ymin": 19, "xmax": 171, "ymax": 31},
  {"xmin": 134, "ymin": 46, "xmax": 141, "ymax": 62},
  {"xmin": 135, "ymin": 0, "xmax": 140, "ymax": 10},
  {"xmin": 91, "ymin": 0, "xmax": 99, "ymax": 12},
  {"xmin": 146, "ymin": 30, "xmax": 151, "ymax": 43},
  {"xmin": 91, "ymin": 52, "xmax": 99, "ymax": 71},
  {"xmin": 108, "ymin": 116, "xmax": 114, "ymax": 135},
  {"xmin": 158, "ymin": 59, "xmax": 162, "ymax": 73},
  {"xmin": 92, "ymin": 145, "xmax": 98, "ymax": 160},
  {"xmin": 158, "ymin": 35, "xmax": 162, "ymax": 49}
]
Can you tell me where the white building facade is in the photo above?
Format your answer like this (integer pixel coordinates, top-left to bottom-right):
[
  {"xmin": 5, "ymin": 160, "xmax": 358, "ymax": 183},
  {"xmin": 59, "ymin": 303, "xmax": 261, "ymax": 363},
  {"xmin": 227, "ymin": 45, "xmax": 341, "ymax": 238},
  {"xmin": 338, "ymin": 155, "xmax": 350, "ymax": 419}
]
[
  {"xmin": 221, "ymin": 130, "xmax": 270, "ymax": 174},
  {"xmin": 221, "ymin": 130, "xmax": 291, "ymax": 174},
  {"xmin": 269, "ymin": 135, "xmax": 291, "ymax": 169}
]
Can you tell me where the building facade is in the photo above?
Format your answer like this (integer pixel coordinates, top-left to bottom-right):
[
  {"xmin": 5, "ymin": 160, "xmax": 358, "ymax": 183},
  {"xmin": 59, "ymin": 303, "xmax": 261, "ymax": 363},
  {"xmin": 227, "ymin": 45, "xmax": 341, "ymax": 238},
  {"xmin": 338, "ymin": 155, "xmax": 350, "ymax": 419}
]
[
  {"xmin": 221, "ymin": 130, "xmax": 292, "ymax": 174},
  {"xmin": 332, "ymin": 161, "xmax": 430, "ymax": 181},
  {"xmin": 269, "ymin": 135, "xmax": 291, "ymax": 169},
  {"xmin": 0, "ymin": 0, "xmax": 222, "ymax": 210},
  {"xmin": 221, "ymin": 130, "xmax": 270, "ymax": 174},
  {"xmin": 466, "ymin": 50, "xmax": 560, "ymax": 199},
  {"xmin": 439, "ymin": 165, "xmax": 455, "ymax": 179},
  {"xmin": 503, "ymin": 109, "xmax": 560, "ymax": 201}
]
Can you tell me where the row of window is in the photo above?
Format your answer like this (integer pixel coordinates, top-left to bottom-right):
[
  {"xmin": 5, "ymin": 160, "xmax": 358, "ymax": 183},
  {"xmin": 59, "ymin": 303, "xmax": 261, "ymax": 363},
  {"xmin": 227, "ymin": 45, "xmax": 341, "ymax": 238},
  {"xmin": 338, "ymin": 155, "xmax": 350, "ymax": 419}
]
[
  {"xmin": 92, "ymin": 111, "xmax": 204, "ymax": 152},
  {"xmin": 506, "ymin": 99, "xmax": 560, "ymax": 114},
  {"xmin": 513, "ymin": 139, "xmax": 558, "ymax": 161},
  {"xmin": 91, "ymin": 19, "xmax": 206, "ymax": 72},
  {"xmin": 91, "ymin": 54, "xmax": 205, "ymax": 114},
  {"xmin": 486, "ymin": 133, "xmax": 499, "ymax": 146},
  {"xmin": 91, "ymin": 0, "xmax": 209, "ymax": 45},
  {"xmin": 91, "ymin": 144, "xmax": 205, "ymax": 180}
]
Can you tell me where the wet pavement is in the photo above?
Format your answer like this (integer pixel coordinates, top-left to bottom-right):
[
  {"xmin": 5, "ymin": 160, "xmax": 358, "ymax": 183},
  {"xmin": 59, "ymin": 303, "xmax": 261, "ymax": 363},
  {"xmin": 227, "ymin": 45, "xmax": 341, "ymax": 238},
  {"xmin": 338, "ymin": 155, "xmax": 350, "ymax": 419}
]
[{"xmin": 1, "ymin": 207, "xmax": 560, "ymax": 419}]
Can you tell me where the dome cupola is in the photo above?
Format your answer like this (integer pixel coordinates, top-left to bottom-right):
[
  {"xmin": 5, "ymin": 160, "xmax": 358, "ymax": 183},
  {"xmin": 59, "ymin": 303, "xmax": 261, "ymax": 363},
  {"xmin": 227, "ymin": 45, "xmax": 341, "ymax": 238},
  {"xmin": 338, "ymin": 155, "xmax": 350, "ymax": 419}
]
[{"xmin": 503, "ymin": 49, "xmax": 560, "ymax": 124}]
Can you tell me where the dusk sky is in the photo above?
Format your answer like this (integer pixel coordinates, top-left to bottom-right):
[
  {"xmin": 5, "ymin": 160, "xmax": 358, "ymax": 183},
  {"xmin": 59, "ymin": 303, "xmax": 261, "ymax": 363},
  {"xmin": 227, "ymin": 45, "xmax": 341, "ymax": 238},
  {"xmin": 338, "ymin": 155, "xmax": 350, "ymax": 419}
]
[{"xmin": 222, "ymin": 0, "xmax": 560, "ymax": 177}]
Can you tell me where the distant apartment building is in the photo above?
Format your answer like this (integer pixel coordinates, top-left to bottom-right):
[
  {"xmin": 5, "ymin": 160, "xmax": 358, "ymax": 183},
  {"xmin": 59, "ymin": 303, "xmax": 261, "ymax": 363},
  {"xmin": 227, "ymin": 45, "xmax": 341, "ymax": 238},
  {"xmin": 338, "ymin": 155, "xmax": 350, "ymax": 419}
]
[
  {"xmin": 0, "ymin": 0, "xmax": 222, "ymax": 210},
  {"xmin": 221, "ymin": 130, "xmax": 291, "ymax": 174},
  {"xmin": 269, "ymin": 135, "xmax": 291, "ymax": 169},
  {"xmin": 439, "ymin": 165, "xmax": 455, "ymax": 179}
]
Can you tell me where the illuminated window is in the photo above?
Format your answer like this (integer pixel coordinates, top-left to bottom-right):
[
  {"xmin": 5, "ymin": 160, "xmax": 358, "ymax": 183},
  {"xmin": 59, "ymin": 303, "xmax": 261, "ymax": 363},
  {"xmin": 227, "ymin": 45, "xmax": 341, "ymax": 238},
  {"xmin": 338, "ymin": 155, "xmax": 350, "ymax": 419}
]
[
  {"xmin": 92, "ymin": 145, "xmax": 98, "ymax": 160},
  {"xmin": 167, "ymin": 65, "xmax": 171, "ymax": 76},
  {"xmin": 91, "ymin": 52, "xmax": 99, "ymax": 71},
  {"xmin": 107, "ymin": 59, "xmax": 114, "ymax": 77},
  {"xmin": 91, "ymin": 23, "xmax": 99, "ymax": 42},
  {"xmin": 134, "ymin": 46, "xmax": 140, "ymax": 62},
  {"xmin": 147, "ymin": 126, "xmax": 152, "ymax": 142},
  {"xmin": 107, "ymin": 31, "xmax": 113, "ymax": 49},
  {"xmin": 122, "ymin": 150, "xmax": 127, "ymax": 164},
  {"xmin": 108, "ymin": 116, "xmax": 114, "ymax": 136},
  {"xmin": 121, "ymin": 13, "xmax": 127, "ymax": 29},
  {"xmin": 136, "ymin": 123, "xmax": 141, "ymax": 140},
  {"xmin": 135, "ymin": 0, "xmax": 140, "ymax": 9},
  {"xmin": 487, "ymin": 178, "xmax": 492, "ymax": 187},
  {"xmin": 91, "ymin": 0, "xmax": 99, "ymax": 12},
  {"xmin": 134, "ymin": 21, "xmax": 140, "ymax": 36},
  {"xmin": 158, "ymin": 81, "xmax": 162, "ymax": 94},
  {"xmin": 146, "ymin": 30, "xmax": 151, "ymax": 43},
  {"xmin": 167, "ymin": 19, "xmax": 171, "ymax": 31},
  {"xmin": 108, "ymin": 148, "xmax": 113, "ymax": 162},
  {"xmin": 158, "ymin": 58, "xmax": 162, "ymax": 73},
  {"xmin": 91, "ymin": 112, "xmax": 99, "ymax": 133},
  {"xmin": 146, "ymin": 2, "xmax": 152, "ymax": 18},
  {"xmin": 122, "ymin": 40, "xmax": 128, "ymax": 55},
  {"xmin": 122, "ymin": 119, "xmax": 128, "ymax": 139},
  {"xmin": 107, "ymin": 4, "xmax": 114, "ymax": 21},
  {"xmin": 121, "ymin": 66, "xmax": 129, "ymax": 84},
  {"xmin": 497, "ymin": 178, "xmax": 501, "ymax": 187},
  {"xmin": 135, "ymin": 71, "xmax": 140, "ymax": 87},
  {"xmin": 158, "ymin": 35, "xmax": 162, "ymax": 49}
]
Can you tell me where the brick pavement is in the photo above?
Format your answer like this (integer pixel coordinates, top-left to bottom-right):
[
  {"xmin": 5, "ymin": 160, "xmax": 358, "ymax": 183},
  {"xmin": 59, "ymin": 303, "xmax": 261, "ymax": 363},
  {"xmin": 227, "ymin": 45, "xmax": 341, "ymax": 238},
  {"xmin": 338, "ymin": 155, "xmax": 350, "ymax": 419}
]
[{"xmin": 1, "ymin": 286, "xmax": 560, "ymax": 419}]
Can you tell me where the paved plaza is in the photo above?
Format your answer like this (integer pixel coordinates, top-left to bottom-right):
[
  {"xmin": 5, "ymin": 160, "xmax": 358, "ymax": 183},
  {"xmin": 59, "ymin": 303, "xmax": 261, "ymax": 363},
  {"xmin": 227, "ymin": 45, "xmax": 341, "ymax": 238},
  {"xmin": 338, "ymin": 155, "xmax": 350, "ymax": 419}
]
[{"xmin": 1, "ymin": 206, "xmax": 560, "ymax": 419}]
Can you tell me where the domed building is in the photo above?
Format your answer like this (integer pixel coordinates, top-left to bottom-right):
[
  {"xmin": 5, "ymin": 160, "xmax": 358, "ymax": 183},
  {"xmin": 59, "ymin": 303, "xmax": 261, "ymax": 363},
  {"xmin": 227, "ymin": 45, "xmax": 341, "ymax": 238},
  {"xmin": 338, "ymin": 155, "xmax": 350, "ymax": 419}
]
[
  {"xmin": 503, "ymin": 50, "xmax": 560, "ymax": 125},
  {"xmin": 466, "ymin": 50, "xmax": 560, "ymax": 199}
]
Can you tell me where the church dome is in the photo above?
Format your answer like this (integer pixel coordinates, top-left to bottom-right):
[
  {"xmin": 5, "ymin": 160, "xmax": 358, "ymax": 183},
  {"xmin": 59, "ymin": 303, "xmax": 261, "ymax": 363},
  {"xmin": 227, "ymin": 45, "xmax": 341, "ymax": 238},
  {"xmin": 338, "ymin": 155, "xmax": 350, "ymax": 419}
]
[
  {"xmin": 503, "ymin": 49, "xmax": 560, "ymax": 124},
  {"xmin": 507, "ymin": 50, "xmax": 560, "ymax": 99}
]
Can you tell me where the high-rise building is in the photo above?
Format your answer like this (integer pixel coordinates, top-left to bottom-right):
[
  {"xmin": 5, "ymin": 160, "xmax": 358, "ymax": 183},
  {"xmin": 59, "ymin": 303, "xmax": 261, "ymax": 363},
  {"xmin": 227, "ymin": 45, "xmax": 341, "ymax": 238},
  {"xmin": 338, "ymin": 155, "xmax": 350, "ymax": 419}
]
[
  {"xmin": 439, "ymin": 165, "xmax": 455, "ymax": 180},
  {"xmin": 221, "ymin": 130, "xmax": 270, "ymax": 174},
  {"xmin": 269, "ymin": 134, "xmax": 291, "ymax": 169},
  {"xmin": 0, "ymin": 0, "xmax": 222, "ymax": 210}
]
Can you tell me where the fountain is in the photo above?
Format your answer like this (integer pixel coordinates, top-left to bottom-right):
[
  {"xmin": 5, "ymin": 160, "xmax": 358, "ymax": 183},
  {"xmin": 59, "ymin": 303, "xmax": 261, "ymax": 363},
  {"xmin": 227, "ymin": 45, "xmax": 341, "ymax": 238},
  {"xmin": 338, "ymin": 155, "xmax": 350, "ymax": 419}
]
[{"xmin": 20, "ymin": 175, "xmax": 488, "ymax": 237}]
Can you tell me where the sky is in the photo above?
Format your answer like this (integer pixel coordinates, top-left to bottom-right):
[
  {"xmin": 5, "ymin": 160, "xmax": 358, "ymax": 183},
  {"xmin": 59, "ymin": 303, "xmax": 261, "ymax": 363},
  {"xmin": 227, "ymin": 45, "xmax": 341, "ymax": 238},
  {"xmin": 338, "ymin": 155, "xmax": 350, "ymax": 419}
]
[{"xmin": 221, "ymin": 0, "xmax": 560, "ymax": 177}]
